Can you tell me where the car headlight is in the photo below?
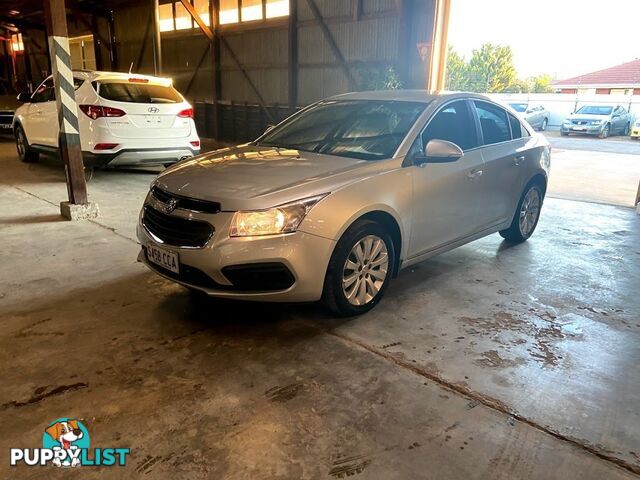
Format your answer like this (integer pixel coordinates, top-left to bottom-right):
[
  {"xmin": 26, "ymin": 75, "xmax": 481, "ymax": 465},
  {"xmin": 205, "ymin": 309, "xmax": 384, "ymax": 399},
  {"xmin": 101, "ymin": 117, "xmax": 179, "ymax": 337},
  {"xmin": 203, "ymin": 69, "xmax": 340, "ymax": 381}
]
[
  {"xmin": 230, "ymin": 194, "xmax": 328, "ymax": 237},
  {"xmin": 590, "ymin": 120, "xmax": 603, "ymax": 125},
  {"xmin": 563, "ymin": 119, "xmax": 572, "ymax": 124}
]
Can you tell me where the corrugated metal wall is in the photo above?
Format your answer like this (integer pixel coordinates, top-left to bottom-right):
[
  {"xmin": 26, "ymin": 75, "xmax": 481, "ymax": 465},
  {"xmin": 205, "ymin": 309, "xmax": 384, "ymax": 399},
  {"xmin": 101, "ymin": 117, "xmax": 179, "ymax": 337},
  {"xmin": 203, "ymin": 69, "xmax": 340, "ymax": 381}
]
[{"xmin": 111, "ymin": 0, "xmax": 435, "ymax": 138}]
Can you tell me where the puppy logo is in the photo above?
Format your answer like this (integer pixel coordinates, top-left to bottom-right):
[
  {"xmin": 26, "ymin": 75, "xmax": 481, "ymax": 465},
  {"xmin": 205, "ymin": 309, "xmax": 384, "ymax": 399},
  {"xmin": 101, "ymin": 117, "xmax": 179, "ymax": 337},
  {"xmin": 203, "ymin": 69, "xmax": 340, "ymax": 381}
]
[{"xmin": 43, "ymin": 418, "xmax": 90, "ymax": 468}]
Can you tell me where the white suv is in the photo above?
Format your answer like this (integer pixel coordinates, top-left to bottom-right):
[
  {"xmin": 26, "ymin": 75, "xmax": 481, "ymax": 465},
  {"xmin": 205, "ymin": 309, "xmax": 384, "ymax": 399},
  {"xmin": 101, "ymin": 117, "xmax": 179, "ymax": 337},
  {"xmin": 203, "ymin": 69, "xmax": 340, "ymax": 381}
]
[{"xmin": 13, "ymin": 70, "xmax": 200, "ymax": 168}]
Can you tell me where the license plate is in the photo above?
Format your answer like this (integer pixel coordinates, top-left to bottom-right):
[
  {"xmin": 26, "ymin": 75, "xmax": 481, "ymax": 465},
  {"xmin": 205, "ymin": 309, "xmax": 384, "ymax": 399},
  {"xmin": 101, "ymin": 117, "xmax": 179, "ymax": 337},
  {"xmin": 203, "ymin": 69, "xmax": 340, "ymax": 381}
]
[
  {"xmin": 144, "ymin": 115, "xmax": 162, "ymax": 125},
  {"xmin": 572, "ymin": 126, "xmax": 586, "ymax": 131},
  {"xmin": 0, "ymin": 124, "xmax": 11, "ymax": 129},
  {"xmin": 147, "ymin": 244, "xmax": 179, "ymax": 274}
]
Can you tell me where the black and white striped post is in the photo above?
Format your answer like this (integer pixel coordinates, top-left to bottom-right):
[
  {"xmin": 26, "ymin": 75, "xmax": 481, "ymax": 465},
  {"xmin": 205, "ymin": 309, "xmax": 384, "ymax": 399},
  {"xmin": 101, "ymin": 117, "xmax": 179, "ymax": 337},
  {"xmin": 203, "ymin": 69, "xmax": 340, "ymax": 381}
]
[{"xmin": 43, "ymin": 0, "xmax": 98, "ymax": 220}]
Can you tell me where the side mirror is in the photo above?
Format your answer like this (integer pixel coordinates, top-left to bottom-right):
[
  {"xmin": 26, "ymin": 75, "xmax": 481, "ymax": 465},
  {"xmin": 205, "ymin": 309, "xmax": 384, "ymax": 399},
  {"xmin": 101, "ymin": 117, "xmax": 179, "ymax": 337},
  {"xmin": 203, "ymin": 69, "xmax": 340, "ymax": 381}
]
[
  {"xmin": 17, "ymin": 92, "xmax": 31, "ymax": 103},
  {"xmin": 415, "ymin": 139, "xmax": 464, "ymax": 165}
]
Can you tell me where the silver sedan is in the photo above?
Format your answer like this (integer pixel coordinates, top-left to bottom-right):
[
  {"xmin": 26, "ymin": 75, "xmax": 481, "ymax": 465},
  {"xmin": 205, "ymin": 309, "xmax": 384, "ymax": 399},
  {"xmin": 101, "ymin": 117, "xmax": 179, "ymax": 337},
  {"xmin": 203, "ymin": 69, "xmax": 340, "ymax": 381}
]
[{"xmin": 137, "ymin": 91, "xmax": 550, "ymax": 316}]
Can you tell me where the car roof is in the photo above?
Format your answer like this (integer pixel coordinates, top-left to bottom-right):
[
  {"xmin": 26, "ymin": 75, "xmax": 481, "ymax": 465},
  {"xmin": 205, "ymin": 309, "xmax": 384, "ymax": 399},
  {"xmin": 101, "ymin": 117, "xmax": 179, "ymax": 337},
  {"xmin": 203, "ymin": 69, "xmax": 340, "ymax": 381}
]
[
  {"xmin": 70, "ymin": 70, "xmax": 173, "ymax": 85},
  {"xmin": 325, "ymin": 90, "xmax": 493, "ymax": 104}
]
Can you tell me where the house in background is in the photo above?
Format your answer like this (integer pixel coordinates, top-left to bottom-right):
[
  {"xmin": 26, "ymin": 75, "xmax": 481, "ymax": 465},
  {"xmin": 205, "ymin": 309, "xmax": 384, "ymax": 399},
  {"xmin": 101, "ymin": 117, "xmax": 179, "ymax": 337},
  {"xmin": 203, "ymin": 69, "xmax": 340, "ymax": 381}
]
[{"xmin": 553, "ymin": 59, "xmax": 640, "ymax": 95}]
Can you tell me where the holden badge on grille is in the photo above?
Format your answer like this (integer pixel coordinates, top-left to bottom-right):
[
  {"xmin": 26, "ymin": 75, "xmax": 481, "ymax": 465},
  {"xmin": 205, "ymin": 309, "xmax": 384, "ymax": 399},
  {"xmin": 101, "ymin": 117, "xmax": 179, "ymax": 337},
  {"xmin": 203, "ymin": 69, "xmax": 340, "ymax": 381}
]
[{"xmin": 163, "ymin": 198, "xmax": 178, "ymax": 214}]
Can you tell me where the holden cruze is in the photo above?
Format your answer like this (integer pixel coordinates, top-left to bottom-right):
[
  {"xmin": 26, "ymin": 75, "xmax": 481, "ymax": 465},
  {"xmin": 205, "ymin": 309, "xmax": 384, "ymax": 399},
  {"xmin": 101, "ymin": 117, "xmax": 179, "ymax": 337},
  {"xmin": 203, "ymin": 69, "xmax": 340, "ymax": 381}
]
[
  {"xmin": 137, "ymin": 91, "xmax": 550, "ymax": 316},
  {"xmin": 12, "ymin": 70, "xmax": 200, "ymax": 168}
]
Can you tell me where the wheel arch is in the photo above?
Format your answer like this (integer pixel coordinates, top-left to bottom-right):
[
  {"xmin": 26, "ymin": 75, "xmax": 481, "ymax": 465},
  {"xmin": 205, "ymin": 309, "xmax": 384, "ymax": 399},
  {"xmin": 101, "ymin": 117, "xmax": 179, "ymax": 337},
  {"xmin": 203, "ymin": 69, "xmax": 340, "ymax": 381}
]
[{"xmin": 526, "ymin": 172, "xmax": 548, "ymax": 197}]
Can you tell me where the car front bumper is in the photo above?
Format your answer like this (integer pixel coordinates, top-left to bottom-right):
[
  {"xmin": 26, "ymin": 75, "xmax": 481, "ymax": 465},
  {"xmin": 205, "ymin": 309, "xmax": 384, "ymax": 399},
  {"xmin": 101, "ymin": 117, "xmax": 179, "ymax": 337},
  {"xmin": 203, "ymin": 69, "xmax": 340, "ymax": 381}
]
[
  {"xmin": 136, "ymin": 192, "xmax": 336, "ymax": 302},
  {"xmin": 560, "ymin": 124, "xmax": 605, "ymax": 135},
  {"xmin": 83, "ymin": 147, "xmax": 200, "ymax": 168}
]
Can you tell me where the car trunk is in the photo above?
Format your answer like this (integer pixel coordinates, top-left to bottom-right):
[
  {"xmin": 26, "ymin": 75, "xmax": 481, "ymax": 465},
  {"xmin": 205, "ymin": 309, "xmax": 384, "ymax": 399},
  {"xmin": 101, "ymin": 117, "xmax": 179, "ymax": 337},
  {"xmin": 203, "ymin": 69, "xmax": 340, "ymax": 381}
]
[{"xmin": 95, "ymin": 80, "xmax": 192, "ymax": 140}]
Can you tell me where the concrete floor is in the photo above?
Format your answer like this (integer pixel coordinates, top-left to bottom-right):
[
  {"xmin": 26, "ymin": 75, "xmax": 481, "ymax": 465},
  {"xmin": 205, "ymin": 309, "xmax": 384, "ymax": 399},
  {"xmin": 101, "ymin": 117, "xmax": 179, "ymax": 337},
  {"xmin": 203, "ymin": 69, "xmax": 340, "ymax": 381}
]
[
  {"xmin": 1, "ymin": 138, "xmax": 639, "ymax": 479},
  {"xmin": 544, "ymin": 131, "xmax": 640, "ymax": 207}
]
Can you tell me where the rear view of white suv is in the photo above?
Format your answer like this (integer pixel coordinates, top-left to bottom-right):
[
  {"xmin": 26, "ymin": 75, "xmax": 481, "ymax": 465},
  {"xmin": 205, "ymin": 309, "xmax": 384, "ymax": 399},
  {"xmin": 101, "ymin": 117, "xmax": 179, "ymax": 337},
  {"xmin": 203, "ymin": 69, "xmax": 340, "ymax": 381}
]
[{"xmin": 12, "ymin": 70, "xmax": 200, "ymax": 168}]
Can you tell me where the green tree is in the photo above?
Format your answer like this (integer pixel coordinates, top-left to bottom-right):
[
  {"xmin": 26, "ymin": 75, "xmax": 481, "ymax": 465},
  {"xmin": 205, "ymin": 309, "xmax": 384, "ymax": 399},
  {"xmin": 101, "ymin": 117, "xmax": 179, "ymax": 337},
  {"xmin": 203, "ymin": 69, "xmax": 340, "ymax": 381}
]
[
  {"xmin": 529, "ymin": 74, "xmax": 554, "ymax": 93},
  {"xmin": 445, "ymin": 47, "xmax": 469, "ymax": 91},
  {"xmin": 466, "ymin": 43, "xmax": 517, "ymax": 93}
]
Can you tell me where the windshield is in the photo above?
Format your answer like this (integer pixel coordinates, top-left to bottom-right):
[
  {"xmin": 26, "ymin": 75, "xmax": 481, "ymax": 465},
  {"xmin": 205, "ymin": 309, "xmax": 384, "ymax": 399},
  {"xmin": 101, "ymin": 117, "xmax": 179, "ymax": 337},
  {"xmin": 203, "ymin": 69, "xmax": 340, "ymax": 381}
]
[
  {"xmin": 509, "ymin": 103, "xmax": 527, "ymax": 113},
  {"xmin": 575, "ymin": 105, "xmax": 613, "ymax": 115},
  {"xmin": 257, "ymin": 100, "xmax": 427, "ymax": 161},
  {"xmin": 96, "ymin": 81, "xmax": 183, "ymax": 104}
]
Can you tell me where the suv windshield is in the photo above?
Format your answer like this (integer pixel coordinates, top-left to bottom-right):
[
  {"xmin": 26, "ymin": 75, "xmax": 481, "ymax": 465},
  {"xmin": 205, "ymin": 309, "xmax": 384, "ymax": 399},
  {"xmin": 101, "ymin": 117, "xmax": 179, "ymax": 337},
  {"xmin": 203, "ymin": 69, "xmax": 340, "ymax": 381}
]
[
  {"xmin": 576, "ymin": 105, "xmax": 613, "ymax": 115},
  {"xmin": 509, "ymin": 103, "xmax": 527, "ymax": 113},
  {"xmin": 96, "ymin": 81, "xmax": 183, "ymax": 104},
  {"xmin": 257, "ymin": 100, "xmax": 427, "ymax": 161}
]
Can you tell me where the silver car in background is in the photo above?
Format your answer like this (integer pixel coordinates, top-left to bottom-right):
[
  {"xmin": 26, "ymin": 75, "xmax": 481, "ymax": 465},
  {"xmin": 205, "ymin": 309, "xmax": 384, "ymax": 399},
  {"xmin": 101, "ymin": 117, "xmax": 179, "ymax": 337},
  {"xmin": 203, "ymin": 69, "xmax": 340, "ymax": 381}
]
[
  {"xmin": 137, "ymin": 91, "xmax": 550, "ymax": 316},
  {"xmin": 561, "ymin": 104, "xmax": 631, "ymax": 138},
  {"xmin": 509, "ymin": 102, "xmax": 549, "ymax": 131}
]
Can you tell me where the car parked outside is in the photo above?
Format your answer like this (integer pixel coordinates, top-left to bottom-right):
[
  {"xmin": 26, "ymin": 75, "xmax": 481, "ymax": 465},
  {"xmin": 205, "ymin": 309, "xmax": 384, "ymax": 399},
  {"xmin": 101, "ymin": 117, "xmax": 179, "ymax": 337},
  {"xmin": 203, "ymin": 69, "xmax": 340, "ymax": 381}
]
[
  {"xmin": 631, "ymin": 119, "xmax": 640, "ymax": 139},
  {"xmin": 12, "ymin": 70, "xmax": 200, "ymax": 167},
  {"xmin": 560, "ymin": 104, "xmax": 631, "ymax": 138},
  {"xmin": 137, "ymin": 91, "xmax": 550, "ymax": 316},
  {"xmin": 508, "ymin": 102, "xmax": 549, "ymax": 131},
  {"xmin": 0, "ymin": 80, "xmax": 19, "ymax": 132}
]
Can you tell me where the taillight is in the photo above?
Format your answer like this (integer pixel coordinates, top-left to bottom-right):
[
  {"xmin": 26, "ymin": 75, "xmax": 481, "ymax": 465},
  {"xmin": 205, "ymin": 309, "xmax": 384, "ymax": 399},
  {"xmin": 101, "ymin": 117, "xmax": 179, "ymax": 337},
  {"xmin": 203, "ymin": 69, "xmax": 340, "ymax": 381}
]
[
  {"xmin": 80, "ymin": 105, "xmax": 126, "ymax": 119},
  {"xmin": 190, "ymin": 140, "xmax": 200, "ymax": 147},
  {"xmin": 94, "ymin": 143, "xmax": 119, "ymax": 150},
  {"xmin": 178, "ymin": 108, "xmax": 194, "ymax": 119}
]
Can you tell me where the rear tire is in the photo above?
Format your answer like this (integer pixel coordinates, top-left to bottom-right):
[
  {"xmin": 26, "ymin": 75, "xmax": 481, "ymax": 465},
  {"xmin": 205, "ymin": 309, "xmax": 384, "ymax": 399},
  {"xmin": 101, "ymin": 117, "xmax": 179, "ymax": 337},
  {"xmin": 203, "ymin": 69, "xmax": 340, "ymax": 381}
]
[
  {"xmin": 15, "ymin": 126, "xmax": 39, "ymax": 163},
  {"xmin": 499, "ymin": 183, "xmax": 544, "ymax": 243},
  {"xmin": 540, "ymin": 118, "xmax": 548, "ymax": 131},
  {"xmin": 323, "ymin": 220, "xmax": 395, "ymax": 317}
]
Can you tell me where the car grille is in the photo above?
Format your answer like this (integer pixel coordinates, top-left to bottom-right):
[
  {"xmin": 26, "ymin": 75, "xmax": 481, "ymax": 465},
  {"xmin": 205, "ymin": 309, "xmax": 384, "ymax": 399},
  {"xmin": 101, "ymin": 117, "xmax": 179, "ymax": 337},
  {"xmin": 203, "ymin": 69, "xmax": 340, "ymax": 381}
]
[
  {"xmin": 151, "ymin": 186, "xmax": 221, "ymax": 214},
  {"xmin": 142, "ymin": 206, "xmax": 213, "ymax": 248},
  {"xmin": 572, "ymin": 120, "xmax": 588, "ymax": 125}
]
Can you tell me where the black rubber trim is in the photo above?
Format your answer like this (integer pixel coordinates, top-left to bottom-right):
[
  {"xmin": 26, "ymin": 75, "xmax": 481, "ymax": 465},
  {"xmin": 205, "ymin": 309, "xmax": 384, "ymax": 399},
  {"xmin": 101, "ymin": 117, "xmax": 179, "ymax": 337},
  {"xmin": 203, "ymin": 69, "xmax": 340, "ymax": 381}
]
[
  {"xmin": 222, "ymin": 263, "xmax": 295, "ymax": 292},
  {"xmin": 152, "ymin": 186, "xmax": 221, "ymax": 214}
]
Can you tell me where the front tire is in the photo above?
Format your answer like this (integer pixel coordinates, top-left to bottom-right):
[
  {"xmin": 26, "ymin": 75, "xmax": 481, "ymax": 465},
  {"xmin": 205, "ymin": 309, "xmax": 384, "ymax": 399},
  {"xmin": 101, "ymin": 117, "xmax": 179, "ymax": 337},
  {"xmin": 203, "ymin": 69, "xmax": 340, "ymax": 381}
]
[
  {"xmin": 599, "ymin": 124, "xmax": 610, "ymax": 139},
  {"xmin": 499, "ymin": 183, "xmax": 544, "ymax": 243},
  {"xmin": 15, "ymin": 126, "xmax": 39, "ymax": 163},
  {"xmin": 323, "ymin": 220, "xmax": 395, "ymax": 317},
  {"xmin": 560, "ymin": 131, "xmax": 569, "ymax": 136}
]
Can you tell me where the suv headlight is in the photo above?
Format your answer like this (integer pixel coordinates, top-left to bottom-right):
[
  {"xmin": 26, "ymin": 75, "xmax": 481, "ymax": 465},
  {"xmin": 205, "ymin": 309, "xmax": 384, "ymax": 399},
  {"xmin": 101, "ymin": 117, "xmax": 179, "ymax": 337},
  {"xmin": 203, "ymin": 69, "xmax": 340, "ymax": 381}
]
[{"xmin": 230, "ymin": 194, "xmax": 328, "ymax": 237}]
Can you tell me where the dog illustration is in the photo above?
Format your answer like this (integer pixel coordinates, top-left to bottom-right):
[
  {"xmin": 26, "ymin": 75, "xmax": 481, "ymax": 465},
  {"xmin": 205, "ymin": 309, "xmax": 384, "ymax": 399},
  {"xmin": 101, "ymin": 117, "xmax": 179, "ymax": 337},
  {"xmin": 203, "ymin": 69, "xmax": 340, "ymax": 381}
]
[{"xmin": 45, "ymin": 419, "xmax": 84, "ymax": 467}]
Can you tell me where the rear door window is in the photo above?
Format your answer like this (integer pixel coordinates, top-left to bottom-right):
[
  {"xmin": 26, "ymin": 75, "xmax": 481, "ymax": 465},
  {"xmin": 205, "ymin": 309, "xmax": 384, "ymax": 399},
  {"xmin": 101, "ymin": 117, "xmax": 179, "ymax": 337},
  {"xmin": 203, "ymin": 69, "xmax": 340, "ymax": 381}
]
[
  {"xmin": 474, "ymin": 101, "xmax": 511, "ymax": 145},
  {"xmin": 508, "ymin": 112, "xmax": 523, "ymax": 139},
  {"xmin": 96, "ymin": 81, "xmax": 183, "ymax": 104},
  {"xmin": 421, "ymin": 100, "xmax": 479, "ymax": 151}
]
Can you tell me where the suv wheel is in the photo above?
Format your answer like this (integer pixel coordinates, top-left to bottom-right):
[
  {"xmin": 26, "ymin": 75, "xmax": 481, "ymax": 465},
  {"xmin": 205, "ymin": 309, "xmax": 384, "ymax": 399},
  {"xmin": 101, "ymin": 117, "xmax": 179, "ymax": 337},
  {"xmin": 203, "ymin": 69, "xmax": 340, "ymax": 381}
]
[
  {"xmin": 323, "ymin": 219, "xmax": 395, "ymax": 317},
  {"xmin": 15, "ymin": 126, "xmax": 39, "ymax": 163},
  {"xmin": 599, "ymin": 124, "xmax": 610, "ymax": 139},
  {"xmin": 499, "ymin": 183, "xmax": 543, "ymax": 243}
]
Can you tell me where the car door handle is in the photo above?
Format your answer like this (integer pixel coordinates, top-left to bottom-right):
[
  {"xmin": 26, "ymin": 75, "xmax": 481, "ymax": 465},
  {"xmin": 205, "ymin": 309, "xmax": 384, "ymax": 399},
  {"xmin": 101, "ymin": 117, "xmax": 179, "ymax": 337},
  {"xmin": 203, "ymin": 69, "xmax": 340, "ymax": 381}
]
[
  {"xmin": 467, "ymin": 169, "xmax": 483, "ymax": 180},
  {"xmin": 514, "ymin": 155, "xmax": 525, "ymax": 165}
]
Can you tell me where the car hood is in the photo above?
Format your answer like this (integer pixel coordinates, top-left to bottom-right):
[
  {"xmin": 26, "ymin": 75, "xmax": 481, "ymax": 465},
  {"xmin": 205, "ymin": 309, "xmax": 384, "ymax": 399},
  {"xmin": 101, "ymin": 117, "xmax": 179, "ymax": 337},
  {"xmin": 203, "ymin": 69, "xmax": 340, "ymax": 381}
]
[
  {"xmin": 154, "ymin": 144, "xmax": 385, "ymax": 211},
  {"xmin": 567, "ymin": 113, "xmax": 610, "ymax": 121}
]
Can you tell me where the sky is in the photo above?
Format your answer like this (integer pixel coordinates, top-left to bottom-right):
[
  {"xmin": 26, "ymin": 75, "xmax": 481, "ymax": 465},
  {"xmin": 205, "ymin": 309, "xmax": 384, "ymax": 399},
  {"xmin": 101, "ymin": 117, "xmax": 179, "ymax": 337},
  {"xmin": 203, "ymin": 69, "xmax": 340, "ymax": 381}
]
[{"xmin": 448, "ymin": 0, "xmax": 640, "ymax": 80}]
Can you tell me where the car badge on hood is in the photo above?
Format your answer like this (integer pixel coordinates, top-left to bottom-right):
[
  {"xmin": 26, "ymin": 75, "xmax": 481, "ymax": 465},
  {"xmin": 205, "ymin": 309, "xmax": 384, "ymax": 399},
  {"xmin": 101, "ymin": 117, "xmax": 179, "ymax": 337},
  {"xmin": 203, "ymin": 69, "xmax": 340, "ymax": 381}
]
[{"xmin": 163, "ymin": 198, "xmax": 178, "ymax": 214}]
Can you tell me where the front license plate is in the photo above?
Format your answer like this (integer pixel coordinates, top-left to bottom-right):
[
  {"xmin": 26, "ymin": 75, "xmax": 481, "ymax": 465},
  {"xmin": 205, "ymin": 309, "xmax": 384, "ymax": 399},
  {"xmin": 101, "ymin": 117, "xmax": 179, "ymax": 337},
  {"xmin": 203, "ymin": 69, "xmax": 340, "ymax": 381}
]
[
  {"xmin": 0, "ymin": 124, "xmax": 11, "ymax": 129},
  {"xmin": 572, "ymin": 126, "xmax": 586, "ymax": 131},
  {"xmin": 147, "ymin": 244, "xmax": 179, "ymax": 274}
]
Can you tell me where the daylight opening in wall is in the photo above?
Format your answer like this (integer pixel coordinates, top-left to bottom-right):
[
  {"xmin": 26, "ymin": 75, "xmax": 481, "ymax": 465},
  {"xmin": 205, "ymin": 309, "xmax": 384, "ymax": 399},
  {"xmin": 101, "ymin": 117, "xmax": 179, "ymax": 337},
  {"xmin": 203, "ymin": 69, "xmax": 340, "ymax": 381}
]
[{"xmin": 11, "ymin": 33, "xmax": 24, "ymax": 52}]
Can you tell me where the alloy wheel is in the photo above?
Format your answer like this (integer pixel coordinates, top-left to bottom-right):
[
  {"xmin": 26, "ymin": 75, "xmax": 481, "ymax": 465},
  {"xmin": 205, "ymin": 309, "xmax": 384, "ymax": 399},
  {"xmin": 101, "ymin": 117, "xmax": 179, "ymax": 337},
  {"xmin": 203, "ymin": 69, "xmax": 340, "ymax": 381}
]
[
  {"xmin": 342, "ymin": 235, "xmax": 389, "ymax": 306},
  {"xmin": 16, "ymin": 130, "xmax": 26, "ymax": 158},
  {"xmin": 519, "ymin": 188, "xmax": 541, "ymax": 238}
]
